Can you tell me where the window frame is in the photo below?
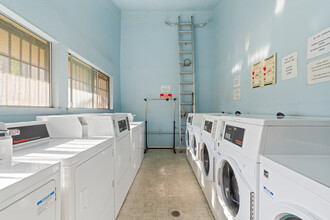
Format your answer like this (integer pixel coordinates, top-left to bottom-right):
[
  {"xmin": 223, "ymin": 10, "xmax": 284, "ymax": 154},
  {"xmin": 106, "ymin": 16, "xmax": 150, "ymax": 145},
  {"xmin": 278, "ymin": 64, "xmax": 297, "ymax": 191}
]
[{"xmin": 0, "ymin": 12, "xmax": 52, "ymax": 108}]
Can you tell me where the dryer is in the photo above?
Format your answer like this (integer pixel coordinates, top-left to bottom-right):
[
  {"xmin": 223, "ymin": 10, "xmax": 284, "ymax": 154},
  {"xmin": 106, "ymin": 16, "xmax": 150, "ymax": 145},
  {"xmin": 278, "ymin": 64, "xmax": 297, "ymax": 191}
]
[
  {"xmin": 216, "ymin": 114, "xmax": 330, "ymax": 220},
  {"xmin": 260, "ymin": 155, "xmax": 330, "ymax": 220},
  {"xmin": 190, "ymin": 113, "xmax": 205, "ymax": 161},
  {"xmin": 185, "ymin": 113, "xmax": 194, "ymax": 154},
  {"xmin": 200, "ymin": 114, "xmax": 223, "ymax": 183},
  {"xmin": 7, "ymin": 119, "xmax": 115, "ymax": 220}
]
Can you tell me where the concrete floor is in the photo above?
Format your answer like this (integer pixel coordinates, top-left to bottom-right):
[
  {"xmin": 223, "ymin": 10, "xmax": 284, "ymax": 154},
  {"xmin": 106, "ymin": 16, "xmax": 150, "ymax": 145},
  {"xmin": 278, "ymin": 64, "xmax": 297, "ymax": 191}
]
[{"xmin": 117, "ymin": 149, "xmax": 215, "ymax": 220}]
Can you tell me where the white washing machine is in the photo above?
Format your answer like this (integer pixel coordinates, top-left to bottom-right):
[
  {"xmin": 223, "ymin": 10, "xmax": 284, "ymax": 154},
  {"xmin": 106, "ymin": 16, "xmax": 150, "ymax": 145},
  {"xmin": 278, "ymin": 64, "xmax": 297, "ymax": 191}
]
[
  {"xmin": 260, "ymin": 155, "xmax": 330, "ymax": 220},
  {"xmin": 6, "ymin": 119, "xmax": 115, "ymax": 220},
  {"xmin": 130, "ymin": 123, "xmax": 141, "ymax": 183},
  {"xmin": 216, "ymin": 114, "xmax": 330, "ymax": 220},
  {"xmin": 0, "ymin": 161, "xmax": 61, "ymax": 220},
  {"xmin": 68, "ymin": 113, "xmax": 132, "ymax": 217},
  {"xmin": 130, "ymin": 121, "xmax": 145, "ymax": 168}
]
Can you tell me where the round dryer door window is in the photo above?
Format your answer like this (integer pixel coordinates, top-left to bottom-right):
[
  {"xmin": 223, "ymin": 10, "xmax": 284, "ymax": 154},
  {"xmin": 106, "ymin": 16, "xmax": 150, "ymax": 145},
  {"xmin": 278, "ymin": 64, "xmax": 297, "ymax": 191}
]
[
  {"xmin": 221, "ymin": 161, "xmax": 240, "ymax": 216},
  {"xmin": 186, "ymin": 130, "xmax": 190, "ymax": 147},
  {"xmin": 192, "ymin": 136, "xmax": 197, "ymax": 156},
  {"xmin": 279, "ymin": 215, "xmax": 302, "ymax": 220},
  {"xmin": 202, "ymin": 144, "xmax": 210, "ymax": 175}
]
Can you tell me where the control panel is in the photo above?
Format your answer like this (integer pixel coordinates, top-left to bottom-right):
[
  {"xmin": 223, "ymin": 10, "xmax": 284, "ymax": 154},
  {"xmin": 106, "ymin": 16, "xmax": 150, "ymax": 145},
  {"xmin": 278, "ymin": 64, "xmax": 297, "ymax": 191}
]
[
  {"xmin": 9, "ymin": 124, "xmax": 49, "ymax": 145},
  {"xmin": 224, "ymin": 125, "xmax": 245, "ymax": 147},
  {"xmin": 118, "ymin": 120, "xmax": 128, "ymax": 133},
  {"xmin": 188, "ymin": 116, "xmax": 193, "ymax": 125},
  {"xmin": 204, "ymin": 120, "xmax": 213, "ymax": 133}
]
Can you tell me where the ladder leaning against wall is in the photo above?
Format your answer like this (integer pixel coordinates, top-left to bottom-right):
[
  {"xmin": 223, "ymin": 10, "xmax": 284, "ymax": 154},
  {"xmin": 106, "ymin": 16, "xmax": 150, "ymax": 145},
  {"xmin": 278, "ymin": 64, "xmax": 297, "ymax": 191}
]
[{"xmin": 164, "ymin": 16, "xmax": 208, "ymax": 147}]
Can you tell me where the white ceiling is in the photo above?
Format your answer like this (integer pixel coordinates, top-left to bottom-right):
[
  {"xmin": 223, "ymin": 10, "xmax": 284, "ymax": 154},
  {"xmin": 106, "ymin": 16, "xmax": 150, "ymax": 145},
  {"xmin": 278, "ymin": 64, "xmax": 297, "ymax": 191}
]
[{"xmin": 112, "ymin": 0, "xmax": 221, "ymax": 11}]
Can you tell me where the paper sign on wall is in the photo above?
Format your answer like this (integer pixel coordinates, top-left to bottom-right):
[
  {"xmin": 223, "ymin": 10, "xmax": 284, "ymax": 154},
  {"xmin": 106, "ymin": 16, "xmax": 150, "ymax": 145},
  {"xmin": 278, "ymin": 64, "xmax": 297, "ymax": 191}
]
[
  {"xmin": 307, "ymin": 56, "xmax": 330, "ymax": 85},
  {"xmin": 161, "ymin": 85, "xmax": 171, "ymax": 93},
  {"xmin": 233, "ymin": 75, "xmax": 241, "ymax": 88},
  {"xmin": 307, "ymin": 27, "xmax": 330, "ymax": 59},
  {"xmin": 233, "ymin": 88, "xmax": 241, "ymax": 100},
  {"xmin": 282, "ymin": 52, "xmax": 298, "ymax": 80},
  {"xmin": 251, "ymin": 53, "xmax": 277, "ymax": 88}
]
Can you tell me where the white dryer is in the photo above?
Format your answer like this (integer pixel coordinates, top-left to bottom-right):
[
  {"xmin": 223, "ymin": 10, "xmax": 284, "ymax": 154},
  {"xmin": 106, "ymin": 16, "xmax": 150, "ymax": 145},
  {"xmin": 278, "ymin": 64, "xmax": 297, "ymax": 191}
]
[
  {"xmin": 0, "ymin": 161, "xmax": 61, "ymax": 220},
  {"xmin": 130, "ymin": 121, "xmax": 145, "ymax": 168},
  {"xmin": 185, "ymin": 113, "xmax": 194, "ymax": 153},
  {"xmin": 260, "ymin": 155, "xmax": 330, "ymax": 220},
  {"xmin": 129, "ymin": 123, "xmax": 141, "ymax": 183},
  {"xmin": 216, "ymin": 114, "xmax": 330, "ymax": 220},
  {"xmin": 200, "ymin": 114, "xmax": 223, "ymax": 182},
  {"xmin": 7, "ymin": 119, "xmax": 115, "ymax": 220},
  {"xmin": 190, "ymin": 113, "xmax": 205, "ymax": 161}
]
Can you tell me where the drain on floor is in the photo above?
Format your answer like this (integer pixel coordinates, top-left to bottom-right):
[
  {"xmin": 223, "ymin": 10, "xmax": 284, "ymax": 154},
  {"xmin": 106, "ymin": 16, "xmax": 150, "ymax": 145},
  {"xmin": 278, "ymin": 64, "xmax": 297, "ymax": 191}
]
[{"xmin": 171, "ymin": 210, "xmax": 181, "ymax": 217}]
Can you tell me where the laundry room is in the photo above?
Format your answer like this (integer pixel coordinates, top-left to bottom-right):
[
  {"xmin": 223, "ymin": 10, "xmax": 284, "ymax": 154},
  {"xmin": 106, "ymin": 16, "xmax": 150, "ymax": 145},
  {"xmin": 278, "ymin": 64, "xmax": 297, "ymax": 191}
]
[{"xmin": 0, "ymin": 0, "xmax": 329, "ymax": 219}]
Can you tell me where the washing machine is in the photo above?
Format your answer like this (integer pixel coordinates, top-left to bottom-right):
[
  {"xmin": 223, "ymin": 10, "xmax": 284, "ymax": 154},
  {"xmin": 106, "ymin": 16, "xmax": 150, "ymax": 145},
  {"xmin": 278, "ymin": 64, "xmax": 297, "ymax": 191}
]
[
  {"xmin": 0, "ymin": 124, "xmax": 61, "ymax": 220},
  {"xmin": 130, "ymin": 121, "xmax": 145, "ymax": 167},
  {"xmin": 216, "ymin": 114, "xmax": 330, "ymax": 220},
  {"xmin": 0, "ymin": 161, "xmax": 61, "ymax": 220},
  {"xmin": 6, "ymin": 119, "xmax": 115, "ymax": 220},
  {"xmin": 64, "ymin": 113, "xmax": 132, "ymax": 217},
  {"xmin": 130, "ymin": 123, "xmax": 141, "ymax": 183},
  {"xmin": 260, "ymin": 155, "xmax": 330, "ymax": 220}
]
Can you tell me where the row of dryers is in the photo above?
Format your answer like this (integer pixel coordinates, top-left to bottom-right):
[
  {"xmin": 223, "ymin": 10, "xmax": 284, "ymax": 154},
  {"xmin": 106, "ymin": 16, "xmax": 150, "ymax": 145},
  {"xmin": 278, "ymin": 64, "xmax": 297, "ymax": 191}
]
[
  {"xmin": 0, "ymin": 113, "xmax": 144, "ymax": 220},
  {"xmin": 185, "ymin": 113, "xmax": 330, "ymax": 220}
]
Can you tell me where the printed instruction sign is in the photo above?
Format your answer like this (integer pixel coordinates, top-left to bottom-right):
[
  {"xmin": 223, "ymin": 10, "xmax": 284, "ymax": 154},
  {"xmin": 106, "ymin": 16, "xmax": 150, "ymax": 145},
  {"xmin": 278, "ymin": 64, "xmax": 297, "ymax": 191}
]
[
  {"xmin": 161, "ymin": 85, "xmax": 171, "ymax": 93},
  {"xmin": 233, "ymin": 88, "xmax": 241, "ymax": 100},
  {"xmin": 282, "ymin": 52, "xmax": 298, "ymax": 80},
  {"xmin": 307, "ymin": 56, "xmax": 330, "ymax": 85},
  {"xmin": 307, "ymin": 27, "xmax": 330, "ymax": 59},
  {"xmin": 233, "ymin": 75, "xmax": 241, "ymax": 88},
  {"xmin": 251, "ymin": 53, "xmax": 277, "ymax": 88}
]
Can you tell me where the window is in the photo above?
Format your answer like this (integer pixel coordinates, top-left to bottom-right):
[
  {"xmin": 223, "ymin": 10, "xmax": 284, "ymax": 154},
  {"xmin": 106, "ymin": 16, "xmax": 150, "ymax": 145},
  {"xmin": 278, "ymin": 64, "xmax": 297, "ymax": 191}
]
[
  {"xmin": 68, "ymin": 54, "xmax": 110, "ymax": 109},
  {"xmin": 0, "ymin": 14, "xmax": 51, "ymax": 107}
]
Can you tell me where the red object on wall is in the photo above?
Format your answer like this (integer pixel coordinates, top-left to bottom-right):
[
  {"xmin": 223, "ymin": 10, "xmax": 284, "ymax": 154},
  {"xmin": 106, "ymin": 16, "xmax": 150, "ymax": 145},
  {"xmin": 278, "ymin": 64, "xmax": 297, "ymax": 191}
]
[{"xmin": 160, "ymin": 93, "xmax": 173, "ymax": 99}]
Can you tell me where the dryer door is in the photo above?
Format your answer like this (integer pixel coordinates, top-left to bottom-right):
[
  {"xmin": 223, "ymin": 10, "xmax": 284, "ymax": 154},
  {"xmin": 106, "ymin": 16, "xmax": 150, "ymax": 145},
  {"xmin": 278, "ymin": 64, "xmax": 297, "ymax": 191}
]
[
  {"xmin": 192, "ymin": 135, "xmax": 198, "ymax": 159},
  {"xmin": 201, "ymin": 143, "xmax": 210, "ymax": 176},
  {"xmin": 185, "ymin": 129, "xmax": 190, "ymax": 148},
  {"xmin": 279, "ymin": 215, "xmax": 302, "ymax": 220},
  {"xmin": 218, "ymin": 158, "xmax": 254, "ymax": 219}
]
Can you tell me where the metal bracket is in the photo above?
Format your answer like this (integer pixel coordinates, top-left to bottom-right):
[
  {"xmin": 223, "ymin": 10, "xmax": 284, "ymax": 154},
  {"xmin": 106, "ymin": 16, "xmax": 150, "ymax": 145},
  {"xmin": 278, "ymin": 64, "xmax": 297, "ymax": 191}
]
[{"xmin": 164, "ymin": 18, "xmax": 208, "ymax": 28}]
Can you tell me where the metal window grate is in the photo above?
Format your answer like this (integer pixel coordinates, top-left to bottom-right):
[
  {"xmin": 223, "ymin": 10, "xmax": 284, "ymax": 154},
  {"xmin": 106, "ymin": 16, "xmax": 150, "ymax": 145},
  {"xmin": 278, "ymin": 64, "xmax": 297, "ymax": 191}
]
[
  {"xmin": 68, "ymin": 54, "xmax": 110, "ymax": 109},
  {"xmin": 0, "ymin": 13, "xmax": 51, "ymax": 107},
  {"xmin": 0, "ymin": 14, "xmax": 51, "ymax": 107}
]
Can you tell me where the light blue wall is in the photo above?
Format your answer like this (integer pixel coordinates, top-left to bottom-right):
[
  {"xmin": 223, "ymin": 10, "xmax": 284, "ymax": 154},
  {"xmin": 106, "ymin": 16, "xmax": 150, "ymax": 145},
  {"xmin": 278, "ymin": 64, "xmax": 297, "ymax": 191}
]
[
  {"xmin": 0, "ymin": 0, "xmax": 121, "ymax": 122},
  {"xmin": 211, "ymin": 0, "xmax": 330, "ymax": 117},
  {"xmin": 120, "ymin": 11, "xmax": 214, "ymax": 146}
]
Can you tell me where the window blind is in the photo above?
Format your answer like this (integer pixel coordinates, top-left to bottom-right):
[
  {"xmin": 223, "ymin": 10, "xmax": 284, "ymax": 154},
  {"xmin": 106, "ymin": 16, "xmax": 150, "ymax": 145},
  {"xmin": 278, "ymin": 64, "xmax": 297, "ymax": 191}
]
[{"xmin": 0, "ymin": 14, "xmax": 51, "ymax": 107}]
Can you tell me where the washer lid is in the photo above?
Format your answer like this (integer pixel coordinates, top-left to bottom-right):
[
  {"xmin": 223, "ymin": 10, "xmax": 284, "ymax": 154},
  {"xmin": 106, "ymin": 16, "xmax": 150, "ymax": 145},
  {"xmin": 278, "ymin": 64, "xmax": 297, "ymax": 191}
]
[
  {"xmin": 13, "ymin": 137, "xmax": 114, "ymax": 166},
  {"xmin": 0, "ymin": 161, "xmax": 60, "ymax": 204}
]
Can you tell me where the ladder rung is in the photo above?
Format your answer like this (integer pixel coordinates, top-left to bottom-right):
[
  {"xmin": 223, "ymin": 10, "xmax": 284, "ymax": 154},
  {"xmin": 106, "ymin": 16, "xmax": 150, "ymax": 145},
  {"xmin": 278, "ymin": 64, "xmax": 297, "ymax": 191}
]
[
  {"xmin": 181, "ymin": 124, "xmax": 187, "ymax": 126},
  {"xmin": 179, "ymin": 23, "xmax": 192, "ymax": 26},
  {"xmin": 180, "ymin": 72, "xmax": 193, "ymax": 74},
  {"xmin": 179, "ymin": 41, "xmax": 192, "ymax": 44},
  {"xmin": 179, "ymin": 51, "xmax": 192, "ymax": 54},
  {"xmin": 180, "ymin": 92, "xmax": 193, "ymax": 95},
  {"xmin": 181, "ymin": 103, "xmax": 193, "ymax": 105},
  {"xmin": 180, "ymin": 82, "xmax": 193, "ymax": 85},
  {"xmin": 179, "ymin": 31, "xmax": 192, "ymax": 34},
  {"xmin": 180, "ymin": 62, "xmax": 193, "ymax": 65}
]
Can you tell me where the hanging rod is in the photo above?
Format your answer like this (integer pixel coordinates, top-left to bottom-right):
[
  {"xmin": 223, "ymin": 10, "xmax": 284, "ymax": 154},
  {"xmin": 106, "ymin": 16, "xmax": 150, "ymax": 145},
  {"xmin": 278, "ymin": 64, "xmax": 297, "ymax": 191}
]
[{"xmin": 163, "ymin": 18, "xmax": 208, "ymax": 28}]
